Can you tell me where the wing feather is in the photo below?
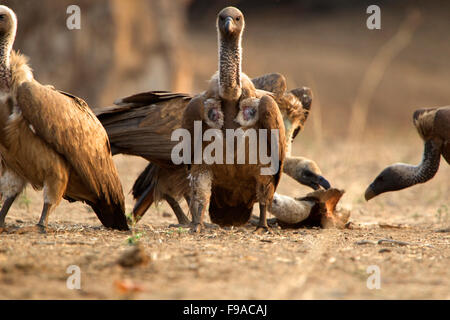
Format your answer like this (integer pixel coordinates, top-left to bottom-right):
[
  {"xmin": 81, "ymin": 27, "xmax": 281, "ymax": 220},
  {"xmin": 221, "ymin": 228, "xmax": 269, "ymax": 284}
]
[
  {"xmin": 251, "ymin": 73, "xmax": 287, "ymax": 99},
  {"xmin": 257, "ymin": 95, "xmax": 286, "ymax": 187},
  {"xmin": 16, "ymin": 81, "xmax": 123, "ymax": 206}
]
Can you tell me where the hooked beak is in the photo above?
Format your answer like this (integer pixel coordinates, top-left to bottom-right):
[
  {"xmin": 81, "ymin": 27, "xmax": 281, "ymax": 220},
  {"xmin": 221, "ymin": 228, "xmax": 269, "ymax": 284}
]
[
  {"xmin": 302, "ymin": 174, "xmax": 331, "ymax": 190},
  {"xmin": 318, "ymin": 175, "xmax": 331, "ymax": 190},
  {"xmin": 224, "ymin": 17, "xmax": 234, "ymax": 34},
  {"xmin": 364, "ymin": 186, "xmax": 376, "ymax": 201}
]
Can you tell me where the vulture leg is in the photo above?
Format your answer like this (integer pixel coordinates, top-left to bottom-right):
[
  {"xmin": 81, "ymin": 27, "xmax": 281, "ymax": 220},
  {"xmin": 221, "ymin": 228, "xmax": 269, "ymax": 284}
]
[
  {"xmin": 0, "ymin": 194, "xmax": 19, "ymax": 228},
  {"xmin": 37, "ymin": 202, "xmax": 56, "ymax": 230},
  {"xmin": 164, "ymin": 194, "xmax": 190, "ymax": 225},
  {"xmin": 35, "ymin": 174, "xmax": 68, "ymax": 231},
  {"xmin": 254, "ymin": 203, "xmax": 270, "ymax": 234},
  {"xmin": 188, "ymin": 169, "xmax": 212, "ymax": 233}
]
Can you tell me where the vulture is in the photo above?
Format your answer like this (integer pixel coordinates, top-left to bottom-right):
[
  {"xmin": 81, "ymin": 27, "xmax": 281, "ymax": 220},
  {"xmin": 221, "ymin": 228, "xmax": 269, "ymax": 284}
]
[
  {"xmin": 0, "ymin": 156, "xmax": 26, "ymax": 228},
  {"xmin": 270, "ymin": 188, "xmax": 349, "ymax": 229},
  {"xmin": 181, "ymin": 6, "xmax": 287, "ymax": 233},
  {"xmin": 365, "ymin": 106, "xmax": 450, "ymax": 200},
  {"xmin": 95, "ymin": 76, "xmax": 330, "ymax": 226},
  {"xmin": 0, "ymin": 6, "xmax": 128, "ymax": 231}
]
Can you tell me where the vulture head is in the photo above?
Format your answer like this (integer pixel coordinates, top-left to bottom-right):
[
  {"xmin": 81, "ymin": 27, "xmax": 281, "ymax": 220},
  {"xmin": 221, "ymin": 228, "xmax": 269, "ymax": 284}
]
[
  {"xmin": 217, "ymin": 7, "xmax": 245, "ymax": 40},
  {"xmin": 284, "ymin": 157, "xmax": 331, "ymax": 190},
  {"xmin": 365, "ymin": 163, "xmax": 415, "ymax": 201},
  {"xmin": 0, "ymin": 6, "xmax": 17, "ymax": 39},
  {"xmin": 298, "ymin": 165, "xmax": 331, "ymax": 191},
  {"xmin": 286, "ymin": 87, "xmax": 313, "ymax": 141}
]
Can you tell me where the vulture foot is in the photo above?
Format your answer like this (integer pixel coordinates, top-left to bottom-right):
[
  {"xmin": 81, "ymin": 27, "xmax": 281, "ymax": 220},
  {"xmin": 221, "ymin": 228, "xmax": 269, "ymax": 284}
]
[
  {"xmin": 13, "ymin": 224, "xmax": 51, "ymax": 234},
  {"xmin": 189, "ymin": 223, "xmax": 203, "ymax": 234},
  {"xmin": 249, "ymin": 216, "xmax": 278, "ymax": 228},
  {"xmin": 253, "ymin": 226, "xmax": 272, "ymax": 234}
]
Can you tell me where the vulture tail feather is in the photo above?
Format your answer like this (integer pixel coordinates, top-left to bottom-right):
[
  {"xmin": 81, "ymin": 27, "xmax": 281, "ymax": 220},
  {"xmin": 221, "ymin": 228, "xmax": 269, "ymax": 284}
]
[{"xmin": 88, "ymin": 197, "xmax": 129, "ymax": 231}]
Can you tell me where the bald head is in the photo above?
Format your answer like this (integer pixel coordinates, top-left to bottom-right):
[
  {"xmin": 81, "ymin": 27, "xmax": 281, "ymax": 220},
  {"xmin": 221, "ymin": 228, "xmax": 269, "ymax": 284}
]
[
  {"xmin": 217, "ymin": 7, "xmax": 245, "ymax": 40},
  {"xmin": 0, "ymin": 6, "xmax": 17, "ymax": 38}
]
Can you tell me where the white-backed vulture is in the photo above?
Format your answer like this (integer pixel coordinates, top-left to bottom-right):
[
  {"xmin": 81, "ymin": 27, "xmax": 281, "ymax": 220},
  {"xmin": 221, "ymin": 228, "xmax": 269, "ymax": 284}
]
[
  {"xmin": 270, "ymin": 188, "xmax": 349, "ymax": 229},
  {"xmin": 95, "ymin": 75, "xmax": 330, "ymax": 225},
  {"xmin": 0, "ymin": 6, "xmax": 128, "ymax": 231},
  {"xmin": 182, "ymin": 7, "xmax": 286, "ymax": 233},
  {"xmin": 365, "ymin": 106, "xmax": 450, "ymax": 200}
]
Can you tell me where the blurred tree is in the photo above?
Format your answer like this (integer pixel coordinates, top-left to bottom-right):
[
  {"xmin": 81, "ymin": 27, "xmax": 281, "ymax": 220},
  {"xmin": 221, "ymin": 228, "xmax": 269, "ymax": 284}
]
[{"xmin": 3, "ymin": 0, "xmax": 192, "ymax": 107}]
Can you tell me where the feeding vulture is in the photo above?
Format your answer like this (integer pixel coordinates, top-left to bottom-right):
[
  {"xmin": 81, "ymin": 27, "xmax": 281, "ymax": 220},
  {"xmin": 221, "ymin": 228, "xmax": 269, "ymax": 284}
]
[
  {"xmin": 95, "ymin": 76, "xmax": 330, "ymax": 225},
  {"xmin": 365, "ymin": 106, "xmax": 450, "ymax": 200},
  {"xmin": 0, "ymin": 6, "xmax": 128, "ymax": 231},
  {"xmin": 181, "ymin": 6, "xmax": 287, "ymax": 233}
]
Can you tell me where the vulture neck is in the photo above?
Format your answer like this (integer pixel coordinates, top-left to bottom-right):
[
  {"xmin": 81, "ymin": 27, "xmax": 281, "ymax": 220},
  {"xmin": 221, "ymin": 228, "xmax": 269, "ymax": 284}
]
[
  {"xmin": 401, "ymin": 140, "xmax": 441, "ymax": 186},
  {"xmin": 0, "ymin": 32, "xmax": 14, "ymax": 90},
  {"xmin": 218, "ymin": 34, "xmax": 242, "ymax": 102}
]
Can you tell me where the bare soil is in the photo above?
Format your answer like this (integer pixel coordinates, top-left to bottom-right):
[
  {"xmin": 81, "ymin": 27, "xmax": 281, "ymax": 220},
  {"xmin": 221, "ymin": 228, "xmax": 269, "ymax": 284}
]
[{"xmin": 0, "ymin": 136, "xmax": 448, "ymax": 299}]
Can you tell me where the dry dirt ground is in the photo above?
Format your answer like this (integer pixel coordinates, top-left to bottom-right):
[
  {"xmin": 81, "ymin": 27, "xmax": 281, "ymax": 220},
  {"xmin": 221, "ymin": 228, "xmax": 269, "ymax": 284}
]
[{"xmin": 0, "ymin": 135, "xmax": 448, "ymax": 300}]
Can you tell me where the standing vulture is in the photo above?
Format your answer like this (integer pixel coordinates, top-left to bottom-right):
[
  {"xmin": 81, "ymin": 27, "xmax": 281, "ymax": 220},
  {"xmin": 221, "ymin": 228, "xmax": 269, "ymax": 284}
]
[
  {"xmin": 365, "ymin": 106, "xmax": 450, "ymax": 200},
  {"xmin": 182, "ymin": 7, "xmax": 286, "ymax": 233},
  {"xmin": 95, "ymin": 75, "xmax": 330, "ymax": 225},
  {"xmin": 0, "ymin": 6, "xmax": 128, "ymax": 231}
]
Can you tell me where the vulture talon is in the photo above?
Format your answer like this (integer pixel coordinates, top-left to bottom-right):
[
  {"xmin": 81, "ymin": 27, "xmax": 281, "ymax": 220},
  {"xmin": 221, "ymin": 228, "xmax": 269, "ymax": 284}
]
[
  {"xmin": 14, "ymin": 225, "xmax": 50, "ymax": 235},
  {"xmin": 254, "ymin": 226, "xmax": 271, "ymax": 234},
  {"xmin": 189, "ymin": 223, "xmax": 203, "ymax": 234}
]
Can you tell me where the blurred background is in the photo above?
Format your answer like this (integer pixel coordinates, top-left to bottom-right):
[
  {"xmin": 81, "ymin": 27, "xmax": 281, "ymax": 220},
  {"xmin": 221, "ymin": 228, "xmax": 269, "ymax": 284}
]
[
  {"xmin": 2, "ymin": 0, "xmax": 449, "ymax": 210},
  {"xmin": 3, "ymin": 0, "xmax": 449, "ymax": 133}
]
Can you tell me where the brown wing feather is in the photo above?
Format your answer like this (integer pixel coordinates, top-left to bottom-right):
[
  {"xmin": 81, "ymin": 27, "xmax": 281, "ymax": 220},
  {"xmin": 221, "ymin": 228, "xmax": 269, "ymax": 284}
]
[
  {"xmin": 257, "ymin": 95, "xmax": 286, "ymax": 188},
  {"xmin": 16, "ymin": 81, "xmax": 124, "ymax": 208},
  {"xmin": 251, "ymin": 73, "xmax": 287, "ymax": 99},
  {"xmin": 434, "ymin": 106, "xmax": 450, "ymax": 164},
  {"xmin": 116, "ymin": 91, "xmax": 190, "ymax": 106},
  {"xmin": 182, "ymin": 94, "xmax": 206, "ymax": 153},
  {"xmin": 96, "ymin": 94, "xmax": 191, "ymax": 164}
]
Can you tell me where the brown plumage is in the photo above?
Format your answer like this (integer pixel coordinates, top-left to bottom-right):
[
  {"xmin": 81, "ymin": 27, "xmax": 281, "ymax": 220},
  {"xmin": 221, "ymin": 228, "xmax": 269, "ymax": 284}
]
[
  {"xmin": 96, "ymin": 75, "xmax": 327, "ymax": 224},
  {"xmin": 0, "ymin": 6, "xmax": 128, "ymax": 231},
  {"xmin": 181, "ymin": 7, "xmax": 286, "ymax": 232},
  {"xmin": 365, "ymin": 106, "xmax": 450, "ymax": 201}
]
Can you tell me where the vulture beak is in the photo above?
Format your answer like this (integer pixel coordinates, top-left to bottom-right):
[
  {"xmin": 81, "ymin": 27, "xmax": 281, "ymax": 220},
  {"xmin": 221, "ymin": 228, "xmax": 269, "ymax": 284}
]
[
  {"xmin": 224, "ymin": 17, "xmax": 234, "ymax": 34},
  {"xmin": 318, "ymin": 175, "xmax": 331, "ymax": 190},
  {"xmin": 300, "ymin": 172, "xmax": 331, "ymax": 190},
  {"xmin": 364, "ymin": 185, "xmax": 376, "ymax": 201}
]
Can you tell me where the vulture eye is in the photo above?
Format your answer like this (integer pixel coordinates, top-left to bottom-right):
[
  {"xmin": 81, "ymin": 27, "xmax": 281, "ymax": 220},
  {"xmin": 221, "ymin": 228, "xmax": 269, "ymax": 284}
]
[
  {"xmin": 0, "ymin": 15, "xmax": 5, "ymax": 20},
  {"xmin": 236, "ymin": 16, "xmax": 241, "ymax": 21},
  {"xmin": 302, "ymin": 170, "xmax": 314, "ymax": 178}
]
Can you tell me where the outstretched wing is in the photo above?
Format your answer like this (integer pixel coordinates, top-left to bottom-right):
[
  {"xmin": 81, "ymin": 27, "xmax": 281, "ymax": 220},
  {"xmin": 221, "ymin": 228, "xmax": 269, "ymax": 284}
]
[
  {"xmin": 257, "ymin": 95, "xmax": 286, "ymax": 188},
  {"xmin": 16, "ymin": 81, "xmax": 124, "ymax": 208},
  {"xmin": 95, "ymin": 92, "xmax": 192, "ymax": 165}
]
